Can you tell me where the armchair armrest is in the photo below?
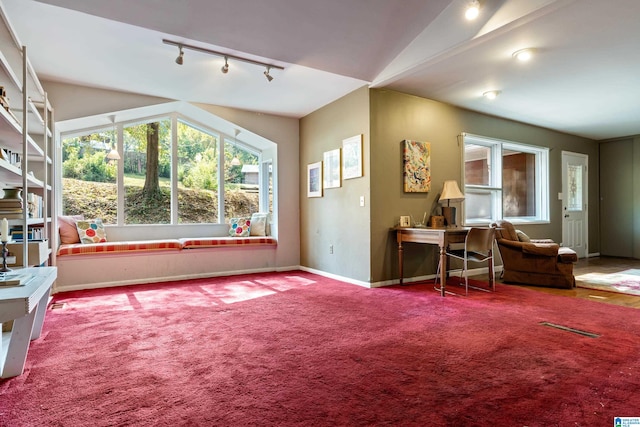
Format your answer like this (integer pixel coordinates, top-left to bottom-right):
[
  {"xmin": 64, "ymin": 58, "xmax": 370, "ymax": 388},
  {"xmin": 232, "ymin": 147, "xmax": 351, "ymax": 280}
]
[{"xmin": 496, "ymin": 238, "xmax": 559, "ymax": 257}]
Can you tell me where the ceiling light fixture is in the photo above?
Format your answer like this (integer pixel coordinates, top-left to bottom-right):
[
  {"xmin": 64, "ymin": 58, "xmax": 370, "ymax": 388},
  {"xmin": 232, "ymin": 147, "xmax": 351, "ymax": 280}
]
[
  {"xmin": 163, "ymin": 39, "xmax": 284, "ymax": 80},
  {"xmin": 483, "ymin": 90, "xmax": 501, "ymax": 100},
  {"xmin": 512, "ymin": 48, "xmax": 534, "ymax": 62},
  {"xmin": 465, "ymin": 0, "xmax": 480, "ymax": 20},
  {"xmin": 221, "ymin": 56, "xmax": 229, "ymax": 74},
  {"xmin": 175, "ymin": 45, "xmax": 184, "ymax": 65},
  {"xmin": 264, "ymin": 67, "xmax": 274, "ymax": 82}
]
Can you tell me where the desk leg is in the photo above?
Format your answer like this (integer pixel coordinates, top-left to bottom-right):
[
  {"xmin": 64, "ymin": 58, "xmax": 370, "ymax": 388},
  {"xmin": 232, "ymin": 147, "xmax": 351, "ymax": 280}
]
[
  {"xmin": 1, "ymin": 309, "xmax": 37, "ymax": 378},
  {"xmin": 439, "ymin": 245, "xmax": 446, "ymax": 297},
  {"xmin": 398, "ymin": 241, "xmax": 404, "ymax": 285}
]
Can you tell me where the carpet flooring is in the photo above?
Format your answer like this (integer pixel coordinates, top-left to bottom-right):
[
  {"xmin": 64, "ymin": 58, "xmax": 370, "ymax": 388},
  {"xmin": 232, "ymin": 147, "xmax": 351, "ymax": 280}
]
[{"xmin": 1, "ymin": 271, "xmax": 639, "ymax": 426}]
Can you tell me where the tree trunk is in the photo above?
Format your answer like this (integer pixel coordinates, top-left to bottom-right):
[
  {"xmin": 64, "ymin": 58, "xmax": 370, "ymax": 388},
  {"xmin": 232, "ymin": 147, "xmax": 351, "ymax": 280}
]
[{"xmin": 142, "ymin": 122, "xmax": 162, "ymax": 200}]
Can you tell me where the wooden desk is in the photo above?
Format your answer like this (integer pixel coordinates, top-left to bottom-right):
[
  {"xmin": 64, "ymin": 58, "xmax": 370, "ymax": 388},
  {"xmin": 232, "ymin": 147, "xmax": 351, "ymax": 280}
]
[
  {"xmin": 0, "ymin": 267, "xmax": 57, "ymax": 378},
  {"xmin": 394, "ymin": 227, "xmax": 468, "ymax": 296}
]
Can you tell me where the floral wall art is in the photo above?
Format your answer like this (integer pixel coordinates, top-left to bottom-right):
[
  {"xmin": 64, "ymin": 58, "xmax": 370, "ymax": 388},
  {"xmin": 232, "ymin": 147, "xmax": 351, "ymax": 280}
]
[{"xmin": 402, "ymin": 140, "xmax": 431, "ymax": 192}]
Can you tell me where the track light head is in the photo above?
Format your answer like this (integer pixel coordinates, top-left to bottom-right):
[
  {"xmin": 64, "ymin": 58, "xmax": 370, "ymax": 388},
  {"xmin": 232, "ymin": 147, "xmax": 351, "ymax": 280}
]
[
  {"xmin": 221, "ymin": 56, "xmax": 229, "ymax": 74},
  {"xmin": 175, "ymin": 45, "xmax": 184, "ymax": 65},
  {"xmin": 264, "ymin": 66, "xmax": 274, "ymax": 82}
]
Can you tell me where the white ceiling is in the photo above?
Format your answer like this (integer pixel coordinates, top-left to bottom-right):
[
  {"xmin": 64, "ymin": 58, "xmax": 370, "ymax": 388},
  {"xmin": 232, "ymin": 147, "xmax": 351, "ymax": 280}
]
[{"xmin": 4, "ymin": 0, "xmax": 640, "ymax": 140}]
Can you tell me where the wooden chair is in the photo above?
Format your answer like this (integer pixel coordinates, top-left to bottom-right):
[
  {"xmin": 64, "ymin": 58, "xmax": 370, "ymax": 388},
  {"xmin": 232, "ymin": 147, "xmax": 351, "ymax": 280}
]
[{"xmin": 435, "ymin": 227, "xmax": 495, "ymax": 295}]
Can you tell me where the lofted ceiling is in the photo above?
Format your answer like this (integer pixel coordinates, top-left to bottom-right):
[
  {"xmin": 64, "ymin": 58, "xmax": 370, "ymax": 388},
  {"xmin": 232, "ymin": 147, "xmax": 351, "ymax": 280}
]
[{"xmin": 4, "ymin": 0, "xmax": 640, "ymax": 140}]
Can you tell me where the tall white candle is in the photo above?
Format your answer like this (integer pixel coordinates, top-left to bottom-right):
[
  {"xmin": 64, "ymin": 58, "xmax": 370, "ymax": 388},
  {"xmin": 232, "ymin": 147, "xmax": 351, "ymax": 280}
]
[{"xmin": 1, "ymin": 218, "xmax": 8, "ymax": 242}]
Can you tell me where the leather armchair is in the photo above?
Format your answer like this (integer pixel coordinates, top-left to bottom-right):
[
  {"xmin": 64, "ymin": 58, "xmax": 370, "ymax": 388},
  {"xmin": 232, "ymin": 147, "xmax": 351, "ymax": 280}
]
[{"xmin": 491, "ymin": 220, "xmax": 578, "ymax": 289}]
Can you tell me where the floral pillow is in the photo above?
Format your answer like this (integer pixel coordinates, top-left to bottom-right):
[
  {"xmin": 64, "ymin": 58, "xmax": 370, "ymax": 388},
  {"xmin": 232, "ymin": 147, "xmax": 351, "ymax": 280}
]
[
  {"xmin": 76, "ymin": 219, "xmax": 107, "ymax": 244},
  {"xmin": 229, "ymin": 217, "xmax": 251, "ymax": 237}
]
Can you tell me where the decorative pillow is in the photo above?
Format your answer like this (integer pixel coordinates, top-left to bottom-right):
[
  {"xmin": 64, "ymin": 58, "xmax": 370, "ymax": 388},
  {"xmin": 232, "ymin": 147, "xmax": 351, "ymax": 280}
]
[
  {"xmin": 516, "ymin": 230, "xmax": 531, "ymax": 242},
  {"xmin": 76, "ymin": 219, "xmax": 107, "ymax": 244},
  {"xmin": 229, "ymin": 217, "xmax": 251, "ymax": 237},
  {"xmin": 59, "ymin": 214, "xmax": 85, "ymax": 244},
  {"xmin": 250, "ymin": 213, "xmax": 269, "ymax": 236}
]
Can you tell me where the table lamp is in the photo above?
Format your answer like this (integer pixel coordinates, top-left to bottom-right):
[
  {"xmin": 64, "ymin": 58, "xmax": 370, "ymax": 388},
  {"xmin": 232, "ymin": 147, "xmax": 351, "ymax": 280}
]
[{"xmin": 438, "ymin": 180, "xmax": 465, "ymax": 227}]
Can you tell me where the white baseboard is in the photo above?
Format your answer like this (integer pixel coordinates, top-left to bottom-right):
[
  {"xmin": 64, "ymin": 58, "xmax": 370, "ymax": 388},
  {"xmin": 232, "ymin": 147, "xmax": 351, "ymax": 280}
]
[{"xmin": 54, "ymin": 265, "xmax": 301, "ymax": 293}]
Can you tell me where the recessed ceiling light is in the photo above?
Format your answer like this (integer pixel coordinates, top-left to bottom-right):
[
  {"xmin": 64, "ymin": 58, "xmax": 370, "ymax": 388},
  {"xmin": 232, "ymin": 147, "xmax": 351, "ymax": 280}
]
[
  {"xmin": 513, "ymin": 48, "xmax": 535, "ymax": 62},
  {"xmin": 465, "ymin": 0, "xmax": 480, "ymax": 20},
  {"xmin": 483, "ymin": 90, "xmax": 501, "ymax": 100}
]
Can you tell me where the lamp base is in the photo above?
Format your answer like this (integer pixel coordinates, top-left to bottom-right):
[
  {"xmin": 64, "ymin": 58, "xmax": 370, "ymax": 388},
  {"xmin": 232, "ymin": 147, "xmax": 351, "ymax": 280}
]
[{"xmin": 442, "ymin": 206, "xmax": 457, "ymax": 227}]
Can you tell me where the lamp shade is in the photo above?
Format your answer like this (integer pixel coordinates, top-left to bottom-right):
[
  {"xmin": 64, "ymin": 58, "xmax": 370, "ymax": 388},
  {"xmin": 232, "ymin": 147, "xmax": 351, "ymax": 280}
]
[{"xmin": 438, "ymin": 180, "xmax": 465, "ymax": 203}]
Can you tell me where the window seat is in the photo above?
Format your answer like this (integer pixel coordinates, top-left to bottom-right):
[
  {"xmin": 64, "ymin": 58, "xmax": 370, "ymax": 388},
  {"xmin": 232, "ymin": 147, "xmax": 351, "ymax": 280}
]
[
  {"xmin": 57, "ymin": 239, "xmax": 183, "ymax": 256},
  {"xmin": 56, "ymin": 236, "xmax": 277, "ymax": 257},
  {"xmin": 54, "ymin": 236, "xmax": 278, "ymax": 293}
]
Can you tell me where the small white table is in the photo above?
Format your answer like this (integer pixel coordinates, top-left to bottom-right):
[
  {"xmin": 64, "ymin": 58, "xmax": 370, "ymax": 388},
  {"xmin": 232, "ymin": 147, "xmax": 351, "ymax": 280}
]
[{"xmin": 0, "ymin": 267, "xmax": 57, "ymax": 378}]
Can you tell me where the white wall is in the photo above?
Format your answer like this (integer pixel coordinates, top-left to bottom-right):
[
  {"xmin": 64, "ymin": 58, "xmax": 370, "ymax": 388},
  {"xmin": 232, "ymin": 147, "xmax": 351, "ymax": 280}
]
[{"xmin": 46, "ymin": 81, "xmax": 300, "ymax": 284}]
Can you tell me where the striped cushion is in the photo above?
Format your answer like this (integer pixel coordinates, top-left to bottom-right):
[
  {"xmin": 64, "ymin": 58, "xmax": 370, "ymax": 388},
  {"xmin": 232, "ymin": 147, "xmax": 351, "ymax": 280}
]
[
  {"xmin": 180, "ymin": 237, "xmax": 277, "ymax": 249},
  {"xmin": 57, "ymin": 239, "xmax": 182, "ymax": 256}
]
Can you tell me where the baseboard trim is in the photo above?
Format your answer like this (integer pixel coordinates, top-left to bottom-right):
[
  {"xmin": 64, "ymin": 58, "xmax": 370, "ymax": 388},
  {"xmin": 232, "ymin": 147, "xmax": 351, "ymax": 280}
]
[
  {"xmin": 298, "ymin": 266, "xmax": 372, "ymax": 288},
  {"xmin": 53, "ymin": 265, "xmax": 301, "ymax": 293}
]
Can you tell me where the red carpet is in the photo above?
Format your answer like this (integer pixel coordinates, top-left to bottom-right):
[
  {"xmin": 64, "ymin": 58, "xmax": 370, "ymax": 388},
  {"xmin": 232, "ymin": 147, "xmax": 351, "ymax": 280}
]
[{"xmin": 1, "ymin": 271, "xmax": 639, "ymax": 426}]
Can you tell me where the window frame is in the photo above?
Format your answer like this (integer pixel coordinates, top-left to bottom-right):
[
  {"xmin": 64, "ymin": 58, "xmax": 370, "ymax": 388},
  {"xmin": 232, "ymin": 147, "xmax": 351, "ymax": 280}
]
[
  {"xmin": 462, "ymin": 133, "xmax": 549, "ymax": 226},
  {"xmin": 60, "ymin": 112, "xmax": 267, "ymax": 226}
]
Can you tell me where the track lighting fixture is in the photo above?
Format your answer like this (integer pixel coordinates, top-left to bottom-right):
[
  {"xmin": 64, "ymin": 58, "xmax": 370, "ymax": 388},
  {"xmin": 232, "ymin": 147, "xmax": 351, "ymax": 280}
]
[
  {"xmin": 163, "ymin": 39, "xmax": 284, "ymax": 80},
  {"xmin": 175, "ymin": 45, "xmax": 184, "ymax": 65},
  {"xmin": 465, "ymin": 0, "xmax": 480, "ymax": 20},
  {"xmin": 264, "ymin": 67, "xmax": 274, "ymax": 82}
]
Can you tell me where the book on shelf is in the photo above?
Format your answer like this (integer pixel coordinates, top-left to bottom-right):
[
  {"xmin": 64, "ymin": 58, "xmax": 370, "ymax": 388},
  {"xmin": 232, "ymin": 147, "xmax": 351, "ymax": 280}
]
[
  {"xmin": 10, "ymin": 225, "xmax": 45, "ymax": 241},
  {"xmin": 0, "ymin": 212, "xmax": 23, "ymax": 219}
]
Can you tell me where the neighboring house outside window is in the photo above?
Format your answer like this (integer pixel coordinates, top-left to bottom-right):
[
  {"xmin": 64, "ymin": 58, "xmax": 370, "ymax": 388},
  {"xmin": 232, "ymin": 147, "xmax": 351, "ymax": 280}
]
[{"xmin": 463, "ymin": 133, "xmax": 549, "ymax": 225}]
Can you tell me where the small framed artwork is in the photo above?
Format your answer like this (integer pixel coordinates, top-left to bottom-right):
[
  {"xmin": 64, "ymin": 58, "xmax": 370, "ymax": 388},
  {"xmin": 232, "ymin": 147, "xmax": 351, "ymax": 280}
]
[
  {"xmin": 342, "ymin": 134, "xmax": 363, "ymax": 180},
  {"xmin": 403, "ymin": 140, "xmax": 431, "ymax": 192},
  {"xmin": 307, "ymin": 161, "xmax": 323, "ymax": 197},
  {"xmin": 399, "ymin": 216, "xmax": 411, "ymax": 228},
  {"xmin": 323, "ymin": 148, "xmax": 341, "ymax": 189}
]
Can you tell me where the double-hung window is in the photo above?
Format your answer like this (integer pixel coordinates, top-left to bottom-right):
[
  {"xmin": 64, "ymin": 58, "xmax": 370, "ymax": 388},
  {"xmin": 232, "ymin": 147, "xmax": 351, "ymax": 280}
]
[{"xmin": 463, "ymin": 133, "xmax": 549, "ymax": 225}]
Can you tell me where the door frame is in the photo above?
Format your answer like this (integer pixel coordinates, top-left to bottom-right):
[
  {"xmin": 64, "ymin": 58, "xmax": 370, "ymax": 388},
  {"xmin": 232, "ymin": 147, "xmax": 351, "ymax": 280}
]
[{"xmin": 561, "ymin": 151, "xmax": 588, "ymax": 258}]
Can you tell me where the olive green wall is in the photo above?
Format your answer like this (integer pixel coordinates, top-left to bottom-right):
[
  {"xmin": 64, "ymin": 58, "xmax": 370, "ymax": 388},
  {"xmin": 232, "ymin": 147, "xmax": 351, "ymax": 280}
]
[
  {"xmin": 599, "ymin": 136, "xmax": 640, "ymax": 258},
  {"xmin": 369, "ymin": 89, "xmax": 600, "ymax": 284},
  {"xmin": 300, "ymin": 86, "xmax": 371, "ymax": 283},
  {"xmin": 300, "ymin": 87, "xmax": 600, "ymax": 285}
]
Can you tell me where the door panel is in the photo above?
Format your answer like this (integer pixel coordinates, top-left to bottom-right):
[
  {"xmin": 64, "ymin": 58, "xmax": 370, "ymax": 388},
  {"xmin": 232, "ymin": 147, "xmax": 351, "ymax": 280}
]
[{"xmin": 561, "ymin": 152, "xmax": 587, "ymax": 258}]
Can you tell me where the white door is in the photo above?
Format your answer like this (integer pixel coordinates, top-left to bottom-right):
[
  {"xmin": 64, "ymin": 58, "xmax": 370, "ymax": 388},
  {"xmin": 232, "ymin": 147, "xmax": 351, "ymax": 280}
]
[{"xmin": 561, "ymin": 151, "xmax": 588, "ymax": 258}]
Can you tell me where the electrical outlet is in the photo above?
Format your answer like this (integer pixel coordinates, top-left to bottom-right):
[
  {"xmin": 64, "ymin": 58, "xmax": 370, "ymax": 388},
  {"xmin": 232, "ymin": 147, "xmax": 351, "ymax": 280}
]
[{"xmin": 329, "ymin": 244, "xmax": 334, "ymax": 254}]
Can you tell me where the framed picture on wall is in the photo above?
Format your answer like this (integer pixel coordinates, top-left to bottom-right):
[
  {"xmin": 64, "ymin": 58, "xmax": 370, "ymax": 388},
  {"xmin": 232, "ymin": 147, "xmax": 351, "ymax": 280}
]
[
  {"xmin": 307, "ymin": 161, "xmax": 323, "ymax": 197},
  {"xmin": 323, "ymin": 148, "xmax": 341, "ymax": 189},
  {"xmin": 342, "ymin": 134, "xmax": 363, "ymax": 180},
  {"xmin": 402, "ymin": 140, "xmax": 431, "ymax": 192}
]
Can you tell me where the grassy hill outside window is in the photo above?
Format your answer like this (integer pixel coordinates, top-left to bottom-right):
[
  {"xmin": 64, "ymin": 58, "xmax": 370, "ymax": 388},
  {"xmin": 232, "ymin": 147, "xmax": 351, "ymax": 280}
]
[{"xmin": 61, "ymin": 115, "xmax": 263, "ymax": 225}]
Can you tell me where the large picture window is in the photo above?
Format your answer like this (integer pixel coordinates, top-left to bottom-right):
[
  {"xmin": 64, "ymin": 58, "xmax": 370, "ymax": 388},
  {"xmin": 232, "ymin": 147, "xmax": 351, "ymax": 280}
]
[
  {"xmin": 463, "ymin": 133, "xmax": 549, "ymax": 225},
  {"xmin": 61, "ymin": 114, "xmax": 264, "ymax": 226}
]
